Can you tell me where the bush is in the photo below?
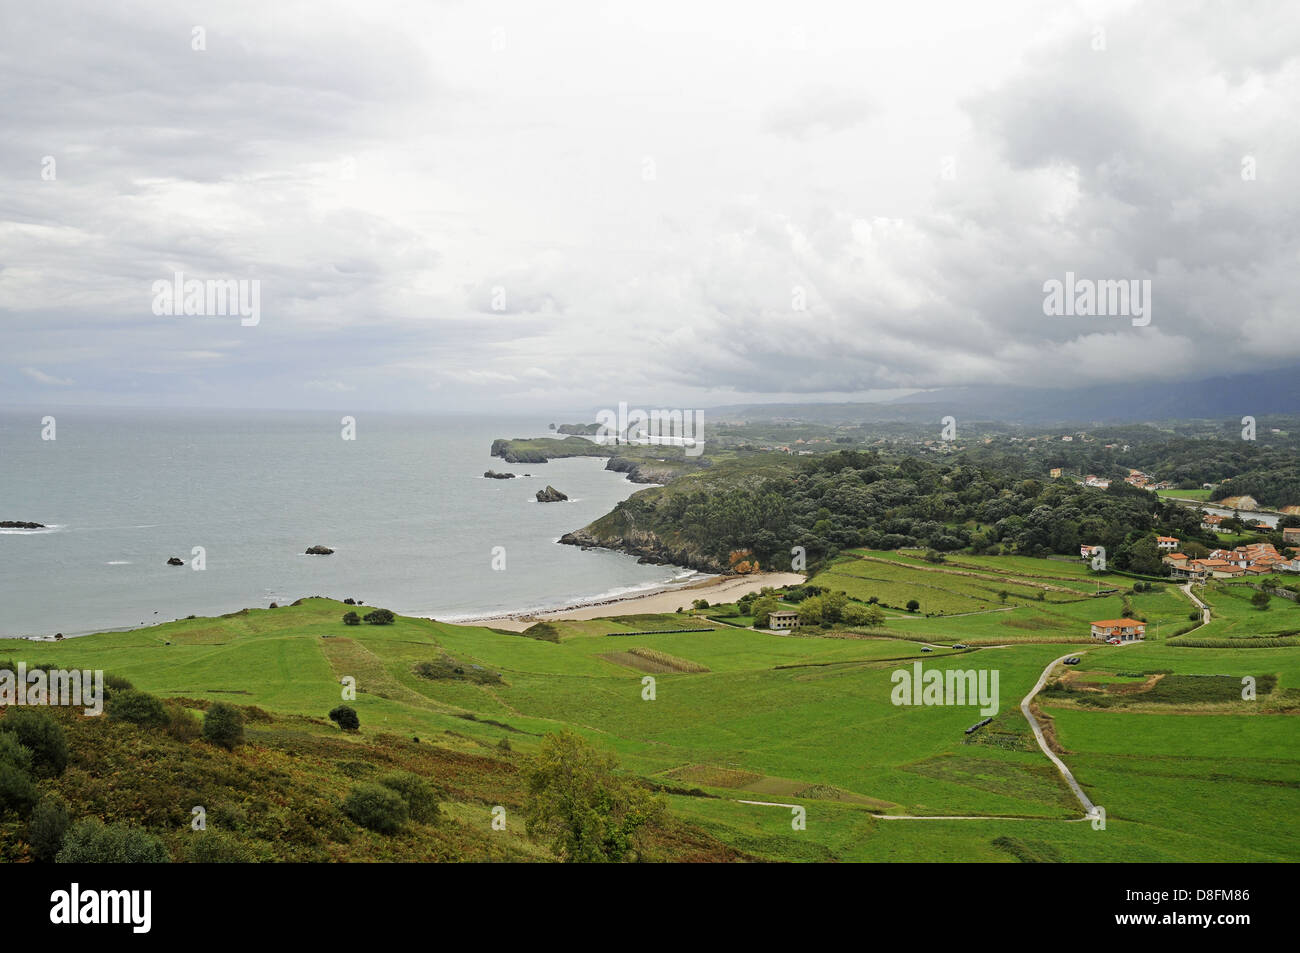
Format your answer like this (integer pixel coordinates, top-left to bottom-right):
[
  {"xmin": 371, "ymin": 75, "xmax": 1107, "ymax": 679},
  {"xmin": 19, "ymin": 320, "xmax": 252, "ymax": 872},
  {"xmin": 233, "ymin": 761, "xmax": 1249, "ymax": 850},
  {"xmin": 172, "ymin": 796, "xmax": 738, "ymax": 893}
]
[
  {"xmin": 182, "ymin": 830, "xmax": 255, "ymax": 863},
  {"xmin": 164, "ymin": 700, "xmax": 202, "ymax": 742},
  {"xmin": 109, "ymin": 689, "xmax": 169, "ymax": 728},
  {"xmin": 0, "ymin": 708, "xmax": 68, "ymax": 776},
  {"xmin": 377, "ymin": 771, "xmax": 441, "ymax": 823},
  {"xmin": 0, "ymin": 760, "xmax": 38, "ymax": 819},
  {"xmin": 26, "ymin": 796, "xmax": 70, "ymax": 862},
  {"xmin": 55, "ymin": 819, "xmax": 170, "ymax": 863},
  {"xmin": 342, "ymin": 782, "xmax": 408, "ymax": 833},
  {"xmin": 202, "ymin": 703, "xmax": 245, "ymax": 750},
  {"xmin": 102, "ymin": 673, "xmax": 134, "ymax": 698},
  {"xmin": 328, "ymin": 705, "xmax": 360, "ymax": 732},
  {"xmin": 363, "ymin": 608, "xmax": 396, "ymax": 625},
  {"xmin": 342, "ymin": 611, "xmax": 361, "ymax": 626}
]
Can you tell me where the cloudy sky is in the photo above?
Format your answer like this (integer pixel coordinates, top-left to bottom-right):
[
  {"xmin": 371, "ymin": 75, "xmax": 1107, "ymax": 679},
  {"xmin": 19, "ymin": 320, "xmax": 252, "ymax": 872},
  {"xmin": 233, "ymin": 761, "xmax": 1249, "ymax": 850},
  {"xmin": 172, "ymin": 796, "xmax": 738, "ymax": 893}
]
[{"xmin": 1, "ymin": 0, "xmax": 1297, "ymax": 413}]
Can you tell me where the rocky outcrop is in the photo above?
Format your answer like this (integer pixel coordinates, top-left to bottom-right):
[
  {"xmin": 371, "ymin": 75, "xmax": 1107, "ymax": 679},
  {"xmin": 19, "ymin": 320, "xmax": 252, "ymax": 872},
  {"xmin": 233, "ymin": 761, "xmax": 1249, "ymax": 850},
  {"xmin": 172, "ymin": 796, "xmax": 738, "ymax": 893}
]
[
  {"xmin": 558, "ymin": 527, "xmax": 726, "ymax": 573},
  {"xmin": 1, "ymin": 521, "xmax": 45, "ymax": 529},
  {"xmin": 166, "ymin": 556, "xmax": 184, "ymax": 566},
  {"xmin": 483, "ymin": 470, "xmax": 516, "ymax": 479},
  {"xmin": 603, "ymin": 456, "xmax": 705, "ymax": 484},
  {"xmin": 305, "ymin": 545, "xmax": 335, "ymax": 555},
  {"xmin": 536, "ymin": 485, "xmax": 569, "ymax": 502}
]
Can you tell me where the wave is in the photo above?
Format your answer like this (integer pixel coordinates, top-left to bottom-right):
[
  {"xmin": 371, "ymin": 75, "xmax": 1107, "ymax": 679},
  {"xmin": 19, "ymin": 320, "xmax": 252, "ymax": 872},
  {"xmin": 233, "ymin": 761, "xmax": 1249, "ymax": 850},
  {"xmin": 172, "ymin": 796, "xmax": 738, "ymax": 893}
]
[{"xmin": 0, "ymin": 524, "xmax": 64, "ymax": 535}]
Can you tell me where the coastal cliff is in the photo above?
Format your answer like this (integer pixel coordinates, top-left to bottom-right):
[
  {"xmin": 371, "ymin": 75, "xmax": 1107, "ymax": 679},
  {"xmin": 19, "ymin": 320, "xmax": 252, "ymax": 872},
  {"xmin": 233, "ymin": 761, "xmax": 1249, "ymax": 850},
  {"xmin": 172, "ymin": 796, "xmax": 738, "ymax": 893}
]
[{"xmin": 558, "ymin": 525, "xmax": 729, "ymax": 573}]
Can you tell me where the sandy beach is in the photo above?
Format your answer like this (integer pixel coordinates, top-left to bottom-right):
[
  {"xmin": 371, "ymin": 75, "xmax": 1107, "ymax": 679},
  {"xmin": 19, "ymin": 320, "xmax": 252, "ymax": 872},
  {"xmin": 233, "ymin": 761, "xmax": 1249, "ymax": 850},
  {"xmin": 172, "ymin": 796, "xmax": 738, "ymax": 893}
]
[{"xmin": 460, "ymin": 571, "xmax": 805, "ymax": 631}]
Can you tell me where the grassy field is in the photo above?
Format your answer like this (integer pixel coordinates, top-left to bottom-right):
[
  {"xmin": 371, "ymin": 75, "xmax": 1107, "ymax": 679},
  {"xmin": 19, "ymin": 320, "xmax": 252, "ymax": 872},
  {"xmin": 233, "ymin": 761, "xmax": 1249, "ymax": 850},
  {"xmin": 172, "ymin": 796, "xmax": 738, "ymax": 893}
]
[{"xmin": 7, "ymin": 549, "xmax": 1299, "ymax": 862}]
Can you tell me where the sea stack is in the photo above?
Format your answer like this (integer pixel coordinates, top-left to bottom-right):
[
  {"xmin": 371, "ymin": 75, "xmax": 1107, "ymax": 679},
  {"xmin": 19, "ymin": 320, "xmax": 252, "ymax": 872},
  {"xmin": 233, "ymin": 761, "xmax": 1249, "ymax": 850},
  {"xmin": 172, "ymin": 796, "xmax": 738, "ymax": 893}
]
[
  {"xmin": 305, "ymin": 545, "xmax": 335, "ymax": 555},
  {"xmin": 536, "ymin": 485, "xmax": 569, "ymax": 502}
]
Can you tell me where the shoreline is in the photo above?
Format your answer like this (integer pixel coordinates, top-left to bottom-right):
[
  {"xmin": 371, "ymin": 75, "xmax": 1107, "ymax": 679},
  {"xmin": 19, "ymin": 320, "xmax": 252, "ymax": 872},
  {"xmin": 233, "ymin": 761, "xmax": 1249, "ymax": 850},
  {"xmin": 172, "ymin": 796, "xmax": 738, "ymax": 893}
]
[{"xmin": 450, "ymin": 571, "xmax": 805, "ymax": 632}]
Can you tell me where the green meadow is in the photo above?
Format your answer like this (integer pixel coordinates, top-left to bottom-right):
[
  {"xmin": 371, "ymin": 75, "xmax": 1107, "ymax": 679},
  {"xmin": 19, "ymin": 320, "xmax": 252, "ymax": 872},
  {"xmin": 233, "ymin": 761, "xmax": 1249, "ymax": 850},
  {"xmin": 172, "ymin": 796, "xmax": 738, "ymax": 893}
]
[{"xmin": 8, "ymin": 549, "xmax": 1299, "ymax": 862}]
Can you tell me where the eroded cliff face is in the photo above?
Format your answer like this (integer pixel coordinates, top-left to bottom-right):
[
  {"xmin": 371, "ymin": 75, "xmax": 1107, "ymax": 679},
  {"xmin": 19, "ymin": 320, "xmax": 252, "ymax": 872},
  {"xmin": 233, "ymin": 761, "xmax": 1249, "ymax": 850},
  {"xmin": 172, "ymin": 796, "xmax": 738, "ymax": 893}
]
[{"xmin": 557, "ymin": 525, "xmax": 728, "ymax": 574}]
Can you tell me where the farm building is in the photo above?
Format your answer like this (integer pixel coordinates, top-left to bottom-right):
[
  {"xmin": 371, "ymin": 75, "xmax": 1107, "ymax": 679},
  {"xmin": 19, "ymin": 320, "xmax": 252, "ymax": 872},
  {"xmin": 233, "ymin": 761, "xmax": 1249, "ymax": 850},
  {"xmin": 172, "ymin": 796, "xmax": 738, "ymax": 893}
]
[
  {"xmin": 1090, "ymin": 618, "xmax": 1146, "ymax": 642},
  {"xmin": 768, "ymin": 610, "xmax": 799, "ymax": 631}
]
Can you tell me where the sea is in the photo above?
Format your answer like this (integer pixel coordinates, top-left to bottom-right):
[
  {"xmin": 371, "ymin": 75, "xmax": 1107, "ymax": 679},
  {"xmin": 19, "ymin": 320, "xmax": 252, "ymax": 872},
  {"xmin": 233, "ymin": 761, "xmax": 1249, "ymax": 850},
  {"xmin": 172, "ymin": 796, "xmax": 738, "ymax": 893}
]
[{"xmin": 0, "ymin": 408, "xmax": 703, "ymax": 638}]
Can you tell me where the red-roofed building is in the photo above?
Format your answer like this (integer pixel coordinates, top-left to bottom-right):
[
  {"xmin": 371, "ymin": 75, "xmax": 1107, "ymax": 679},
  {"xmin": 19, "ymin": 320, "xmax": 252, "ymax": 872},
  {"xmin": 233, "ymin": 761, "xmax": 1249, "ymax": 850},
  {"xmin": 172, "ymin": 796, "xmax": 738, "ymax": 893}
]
[{"xmin": 1090, "ymin": 618, "xmax": 1146, "ymax": 642}]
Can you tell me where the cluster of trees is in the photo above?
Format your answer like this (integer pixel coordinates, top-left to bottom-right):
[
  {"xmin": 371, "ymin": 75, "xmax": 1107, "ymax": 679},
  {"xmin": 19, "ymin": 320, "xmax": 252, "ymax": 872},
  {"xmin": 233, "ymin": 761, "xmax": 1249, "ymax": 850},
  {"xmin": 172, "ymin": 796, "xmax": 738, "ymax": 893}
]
[
  {"xmin": 737, "ymin": 585, "xmax": 886, "ymax": 628},
  {"xmin": 343, "ymin": 608, "xmax": 395, "ymax": 626},
  {"xmin": 611, "ymin": 449, "xmax": 1227, "ymax": 570}
]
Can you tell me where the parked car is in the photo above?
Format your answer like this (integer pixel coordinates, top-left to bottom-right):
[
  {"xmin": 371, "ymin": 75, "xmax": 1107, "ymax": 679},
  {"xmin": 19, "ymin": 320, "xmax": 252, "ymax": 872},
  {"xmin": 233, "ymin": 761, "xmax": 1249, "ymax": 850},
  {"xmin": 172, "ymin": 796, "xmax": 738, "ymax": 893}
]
[
  {"xmin": 921, "ymin": 646, "xmax": 933, "ymax": 652},
  {"xmin": 1106, "ymin": 637, "xmax": 1122, "ymax": 645},
  {"xmin": 953, "ymin": 643, "xmax": 968, "ymax": 649},
  {"xmin": 1063, "ymin": 657, "xmax": 1081, "ymax": 665}
]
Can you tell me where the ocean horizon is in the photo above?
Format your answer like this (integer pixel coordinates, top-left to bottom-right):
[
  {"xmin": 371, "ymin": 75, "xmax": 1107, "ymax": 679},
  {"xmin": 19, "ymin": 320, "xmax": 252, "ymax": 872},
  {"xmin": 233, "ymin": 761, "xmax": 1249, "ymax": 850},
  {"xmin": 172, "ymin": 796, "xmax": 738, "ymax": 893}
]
[{"xmin": 0, "ymin": 407, "xmax": 703, "ymax": 639}]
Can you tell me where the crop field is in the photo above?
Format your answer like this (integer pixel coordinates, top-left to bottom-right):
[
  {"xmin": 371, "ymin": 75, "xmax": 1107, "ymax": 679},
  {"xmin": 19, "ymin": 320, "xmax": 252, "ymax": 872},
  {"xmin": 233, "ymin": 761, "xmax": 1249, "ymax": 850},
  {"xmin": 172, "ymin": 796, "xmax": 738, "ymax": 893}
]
[{"xmin": 10, "ymin": 550, "xmax": 1299, "ymax": 862}]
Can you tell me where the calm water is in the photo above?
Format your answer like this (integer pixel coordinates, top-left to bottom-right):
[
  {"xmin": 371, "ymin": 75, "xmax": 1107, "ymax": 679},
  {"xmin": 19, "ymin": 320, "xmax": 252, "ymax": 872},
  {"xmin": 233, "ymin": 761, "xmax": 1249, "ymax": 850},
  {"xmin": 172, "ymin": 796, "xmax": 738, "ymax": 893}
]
[{"xmin": 0, "ymin": 408, "xmax": 700, "ymax": 638}]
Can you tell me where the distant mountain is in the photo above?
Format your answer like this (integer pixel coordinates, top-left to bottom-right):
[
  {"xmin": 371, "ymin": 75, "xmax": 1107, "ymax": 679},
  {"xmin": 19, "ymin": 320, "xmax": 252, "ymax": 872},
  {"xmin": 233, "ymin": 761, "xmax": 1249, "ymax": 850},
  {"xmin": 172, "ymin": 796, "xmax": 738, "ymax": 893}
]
[
  {"xmin": 891, "ymin": 366, "xmax": 1300, "ymax": 425},
  {"xmin": 708, "ymin": 366, "xmax": 1300, "ymax": 426}
]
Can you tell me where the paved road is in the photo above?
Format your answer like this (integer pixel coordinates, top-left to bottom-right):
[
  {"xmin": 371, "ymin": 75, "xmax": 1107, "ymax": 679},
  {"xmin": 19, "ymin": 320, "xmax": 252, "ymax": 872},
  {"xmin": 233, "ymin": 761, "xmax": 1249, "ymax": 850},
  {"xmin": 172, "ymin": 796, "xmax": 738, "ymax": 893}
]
[
  {"xmin": 1182, "ymin": 583, "xmax": 1211, "ymax": 625},
  {"xmin": 1020, "ymin": 652, "xmax": 1096, "ymax": 817}
]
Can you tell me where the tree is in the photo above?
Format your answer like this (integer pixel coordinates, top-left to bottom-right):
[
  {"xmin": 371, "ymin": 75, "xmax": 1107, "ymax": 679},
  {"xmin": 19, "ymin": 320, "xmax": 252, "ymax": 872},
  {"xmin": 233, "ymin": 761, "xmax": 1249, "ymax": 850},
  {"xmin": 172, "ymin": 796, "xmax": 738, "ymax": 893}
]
[
  {"xmin": 751, "ymin": 596, "xmax": 779, "ymax": 628},
  {"xmin": 524, "ymin": 730, "xmax": 665, "ymax": 862},
  {"xmin": 329, "ymin": 705, "xmax": 360, "ymax": 731},
  {"xmin": 0, "ymin": 708, "xmax": 68, "ymax": 776},
  {"xmin": 26, "ymin": 796, "xmax": 70, "ymax": 861},
  {"xmin": 203, "ymin": 702, "xmax": 245, "ymax": 750},
  {"xmin": 1251, "ymin": 590, "xmax": 1271, "ymax": 610},
  {"xmin": 363, "ymin": 608, "xmax": 395, "ymax": 625},
  {"xmin": 841, "ymin": 603, "xmax": 885, "ymax": 627},
  {"xmin": 342, "ymin": 783, "xmax": 408, "ymax": 833},
  {"xmin": 906, "ymin": 599, "xmax": 920, "ymax": 613},
  {"xmin": 342, "ymin": 611, "xmax": 361, "ymax": 626}
]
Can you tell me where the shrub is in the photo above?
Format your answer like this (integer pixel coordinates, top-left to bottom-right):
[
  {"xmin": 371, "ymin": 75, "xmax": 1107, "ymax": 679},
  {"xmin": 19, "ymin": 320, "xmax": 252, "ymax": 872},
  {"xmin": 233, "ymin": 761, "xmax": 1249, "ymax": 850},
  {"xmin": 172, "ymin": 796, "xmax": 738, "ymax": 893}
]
[
  {"xmin": 363, "ymin": 608, "xmax": 395, "ymax": 625},
  {"xmin": 55, "ymin": 819, "xmax": 170, "ymax": 863},
  {"xmin": 0, "ymin": 708, "xmax": 68, "ymax": 776},
  {"xmin": 342, "ymin": 611, "xmax": 361, "ymax": 626},
  {"xmin": 328, "ymin": 705, "xmax": 360, "ymax": 732},
  {"xmin": 103, "ymin": 673, "xmax": 134, "ymax": 698},
  {"xmin": 377, "ymin": 771, "xmax": 441, "ymax": 823},
  {"xmin": 342, "ymin": 783, "xmax": 408, "ymax": 833},
  {"xmin": 0, "ymin": 760, "xmax": 38, "ymax": 819},
  {"xmin": 164, "ymin": 700, "xmax": 202, "ymax": 742},
  {"xmin": 26, "ymin": 796, "xmax": 70, "ymax": 861},
  {"xmin": 202, "ymin": 703, "xmax": 245, "ymax": 750},
  {"xmin": 110, "ymin": 689, "xmax": 169, "ymax": 728},
  {"xmin": 182, "ymin": 830, "xmax": 255, "ymax": 863}
]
